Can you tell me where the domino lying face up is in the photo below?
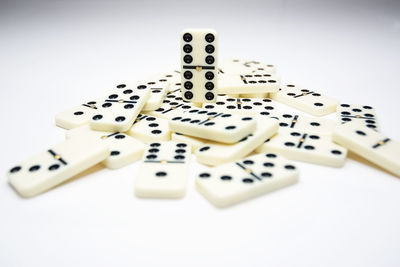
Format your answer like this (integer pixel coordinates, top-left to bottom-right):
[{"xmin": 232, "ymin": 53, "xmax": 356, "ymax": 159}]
[{"xmin": 180, "ymin": 29, "xmax": 218, "ymax": 103}]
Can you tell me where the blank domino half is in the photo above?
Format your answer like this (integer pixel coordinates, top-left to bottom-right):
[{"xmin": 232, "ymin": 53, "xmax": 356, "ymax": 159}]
[
  {"xmin": 181, "ymin": 29, "xmax": 218, "ymax": 102},
  {"xmin": 195, "ymin": 117, "xmax": 279, "ymax": 166},
  {"xmin": 66, "ymin": 125, "xmax": 145, "ymax": 169},
  {"xmin": 270, "ymin": 84, "xmax": 339, "ymax": 116},
  {"xmin": 168, "ymin": 108, "xmax": 257, "ymax": 144},
  {"xmin": 332, "ymin": 121, "xmax": 400, "ymax": 177},
  {"xmin": 256, "ymin": 130, "xmax": 347, "ymax": 167},
  {"xmin": 135, "ymin": 141, "xmax": 192, "ymax": 198},
  {"xmin": 7, "ymin": 138, "xmax": 109, "ymax": 197},
  {"xmin": 196, "ymin": 153, "xmax": 299, "ymax": 208}
]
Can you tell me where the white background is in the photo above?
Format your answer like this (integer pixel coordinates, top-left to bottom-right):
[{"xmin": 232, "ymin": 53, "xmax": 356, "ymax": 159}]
[{"xmin": 1, "ymin": 0, "xmax": 400, "ymax": 266}]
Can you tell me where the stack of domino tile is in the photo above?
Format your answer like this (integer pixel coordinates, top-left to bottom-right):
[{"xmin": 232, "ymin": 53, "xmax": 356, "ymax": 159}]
[{"xmin": 6, "ymin": 29, "xmax": 400, "ymax": 209}]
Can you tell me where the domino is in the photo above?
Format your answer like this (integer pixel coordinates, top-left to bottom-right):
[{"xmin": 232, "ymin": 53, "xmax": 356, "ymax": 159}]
[
  {"xmin": 90, "ymin": 83, "xmax": 150, "ymax": 132},
  {"xmin": 244, "ymin": 61, "xmax": 276, "ymax": 74},
  {"xmin": 66, "ymin": 125, "xmax": 145, "ymax": 169},
  {"xmin": 337, "ymin": 103, "xmax": 378, "ymax": 130},
  {"xmin": 141, "ymin": 76, "xmax": 171, "ymax": 111},
  {"xmin": 167, "ymin": 74, "xmax": 182, "ymax": 92},
  {"xmin": 202, "ymin": 94, "xmax": 276, "ymax": 116},
  {"xmin": 332, "ymin": 121, "xmax": 400, "ymax": 177},
  {"xmin": 218, "ymin": 59, "xmax": 276, "ymax": 75},
  {"xmin": 270, "ymin": 84, "xmax": 339, "ymax": 116},
  {"xmin": 196, "ymin": 153, "xmax": 299, "ymax": 208},
  {"xmin": 195, "ymin": 117, "xmax": 279, "ymax": 166},
  {"xmin": 171, "ymin": 132, "xmax": 206, "ymax": 152},
  {"xmin": 55, "ymin": 99, "xmax": 101, "ymax": 130},
  {"xmin": 127, "ymin": 114, "xmax": 171, "ymax": 143},
  {"xmin": 181, "ymin": 29, "xmax": 218, "ymax": 102},
  {"xmin": 135, "ymin": 141, "xmax": 192, "ymax": 198},
  {"xmin": 270, "ymin": 113, "xmax": 336, "ymax": 135},
  {"xmin": 168, "ymin": 108, "xmax": 257, "ymax": 144},
  {"xmin": 218, "ymin": 73, "xmax": 280, "ymax": 94},
  {"xmin": 240, "ymin": 93, "xmax": 269, "ymax": 98},
  {"xmin": 7, "ymin": 138, "xmax": 109, "ymax": 197},
  {"xmin": 144, "ymin": 89, "xmax": 195, "ymax": 120},
  {"xmin": 256, "ymin": 130, "xmax": 347, "ymax": 167}
]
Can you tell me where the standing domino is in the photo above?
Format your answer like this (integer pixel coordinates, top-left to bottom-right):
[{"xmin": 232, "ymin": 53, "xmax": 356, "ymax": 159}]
[
  {"xmin": 181, "ymin": 29, "xmax": 218, "ymax": 102},
  {"xmin": 169, "ymin": 108, "xmax": 257, "ymax": 144},
  {"xmin": 256, "ymin": 130, "xmax": 347, "ymax": 167},
  {"xmin": 7, "ymin": 138, "xmax": 109, "ymax": 197},
  {"xmin": 337, "ymin": 103, "xmax": 378, "ymax": 130},
  {"xmin": 332, "ymin": 121, "xmax": 400, "ymax": 177},
  {"xmin": 196, "ymin": 153, "xmax": 299, "ymax": 208},
  {"xmin": 270, "ymin": 84, "xmax": 339, "ymax": 116},
  {"xmin": 195, "ymin": 117, "xmax": 279, "ymax": 166},
  {"xmin": 135, "ymin": 142, "xmax": 191, "ymax": 198},
  {"xmin": 55, "ymin": 99, "xmax": 101, "ymax": 130},
  {"xmin": 90, "ymin": 83, "xmax": 150, "ymax": 132},
  {"xmin": 66, "ymin": 125, "xmax": 146, "ymax": 169}
]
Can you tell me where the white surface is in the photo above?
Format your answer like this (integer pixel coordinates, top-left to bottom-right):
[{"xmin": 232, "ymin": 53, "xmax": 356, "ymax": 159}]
[{"xmin": 0, "ymin": 0, "xmax": 400, "ymax": 266}]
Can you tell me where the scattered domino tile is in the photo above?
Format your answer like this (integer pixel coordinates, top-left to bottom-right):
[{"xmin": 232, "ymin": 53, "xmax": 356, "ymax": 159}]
[
  {"xmin": 66, "ymin": 125, "xmax": 145, "ymax": 169},
  {"xmin": 7, "ymin": 138, "xmax": 109, "ymax": 197},
  {"xmin": 256, "ymin": 130, "xmax": 347, "ymax": 167},
  {"xmin": 127, "ymin": 114, "xmax": 171, "ymax": 143},
  {"xmin": 169, "ymin": 108, "xmax": 257, "ymax": 144},
  {"xmin": 218, "ymin": 59, "xmax": 276, "ymax": 75},
  {"xmin": 135, "ymin": 141, "xmax": 192, "ymax": 198},
  {"xmin": 167, "ymin": 73, "xmax": 182, "ymax": 92},
  {"xmin": 195, "ymin": 117, "xmax": 279, "ymax": 166},
  {"xmin": 337, "ymin": 103, "xmax": 379, "ymax": 130},
  {"xmin": 55, "ymin": 99, "xmax": 101, "ymax": 130},
  {"xmin": 269, "ymin": 113, "xmax": 336, "ymax": 135},
  {"xmin": 181, "ymin": 29, "xmax": 218, "ymax": 102},
  {"xmin": 144, "ymin": 89, "xmax": 195, "ymax": 119},
  {"xmin": 243, "ymin": 61, "xmax": 276, "ymax": 74},
  {"xmin": 90, "ymin": 83, "xmax": 150, "ymax": 132},
  {"xmin": 332, "ymin": 121, "xmax": 400, "ymax": 177},
  {"xmin": 202, "ymin": 94, "xmax": 276, "ymax": 116},
  {"xmin": 196, "ymin": 153, "xmax": 299, "ymax": 208},
  {"xmin": 270, "ymin": 84, "xmax": 339, "ymax": 116},
  {"xmin": 141, "ymin": 76, "xmax": 171, "ymax": 111},
  {"xmin": 218, "ymin": 73, "xmax": 280, "ymax": 94},
  {"xmin": 171, "ymin": 132, "xmax": 206, "ymax": 152}
]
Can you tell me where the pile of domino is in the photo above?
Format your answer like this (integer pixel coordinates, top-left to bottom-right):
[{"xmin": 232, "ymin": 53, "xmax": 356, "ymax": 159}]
[{"xmin": 7, "ymin": 29, "xmax": 400, "ymax": 208}]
